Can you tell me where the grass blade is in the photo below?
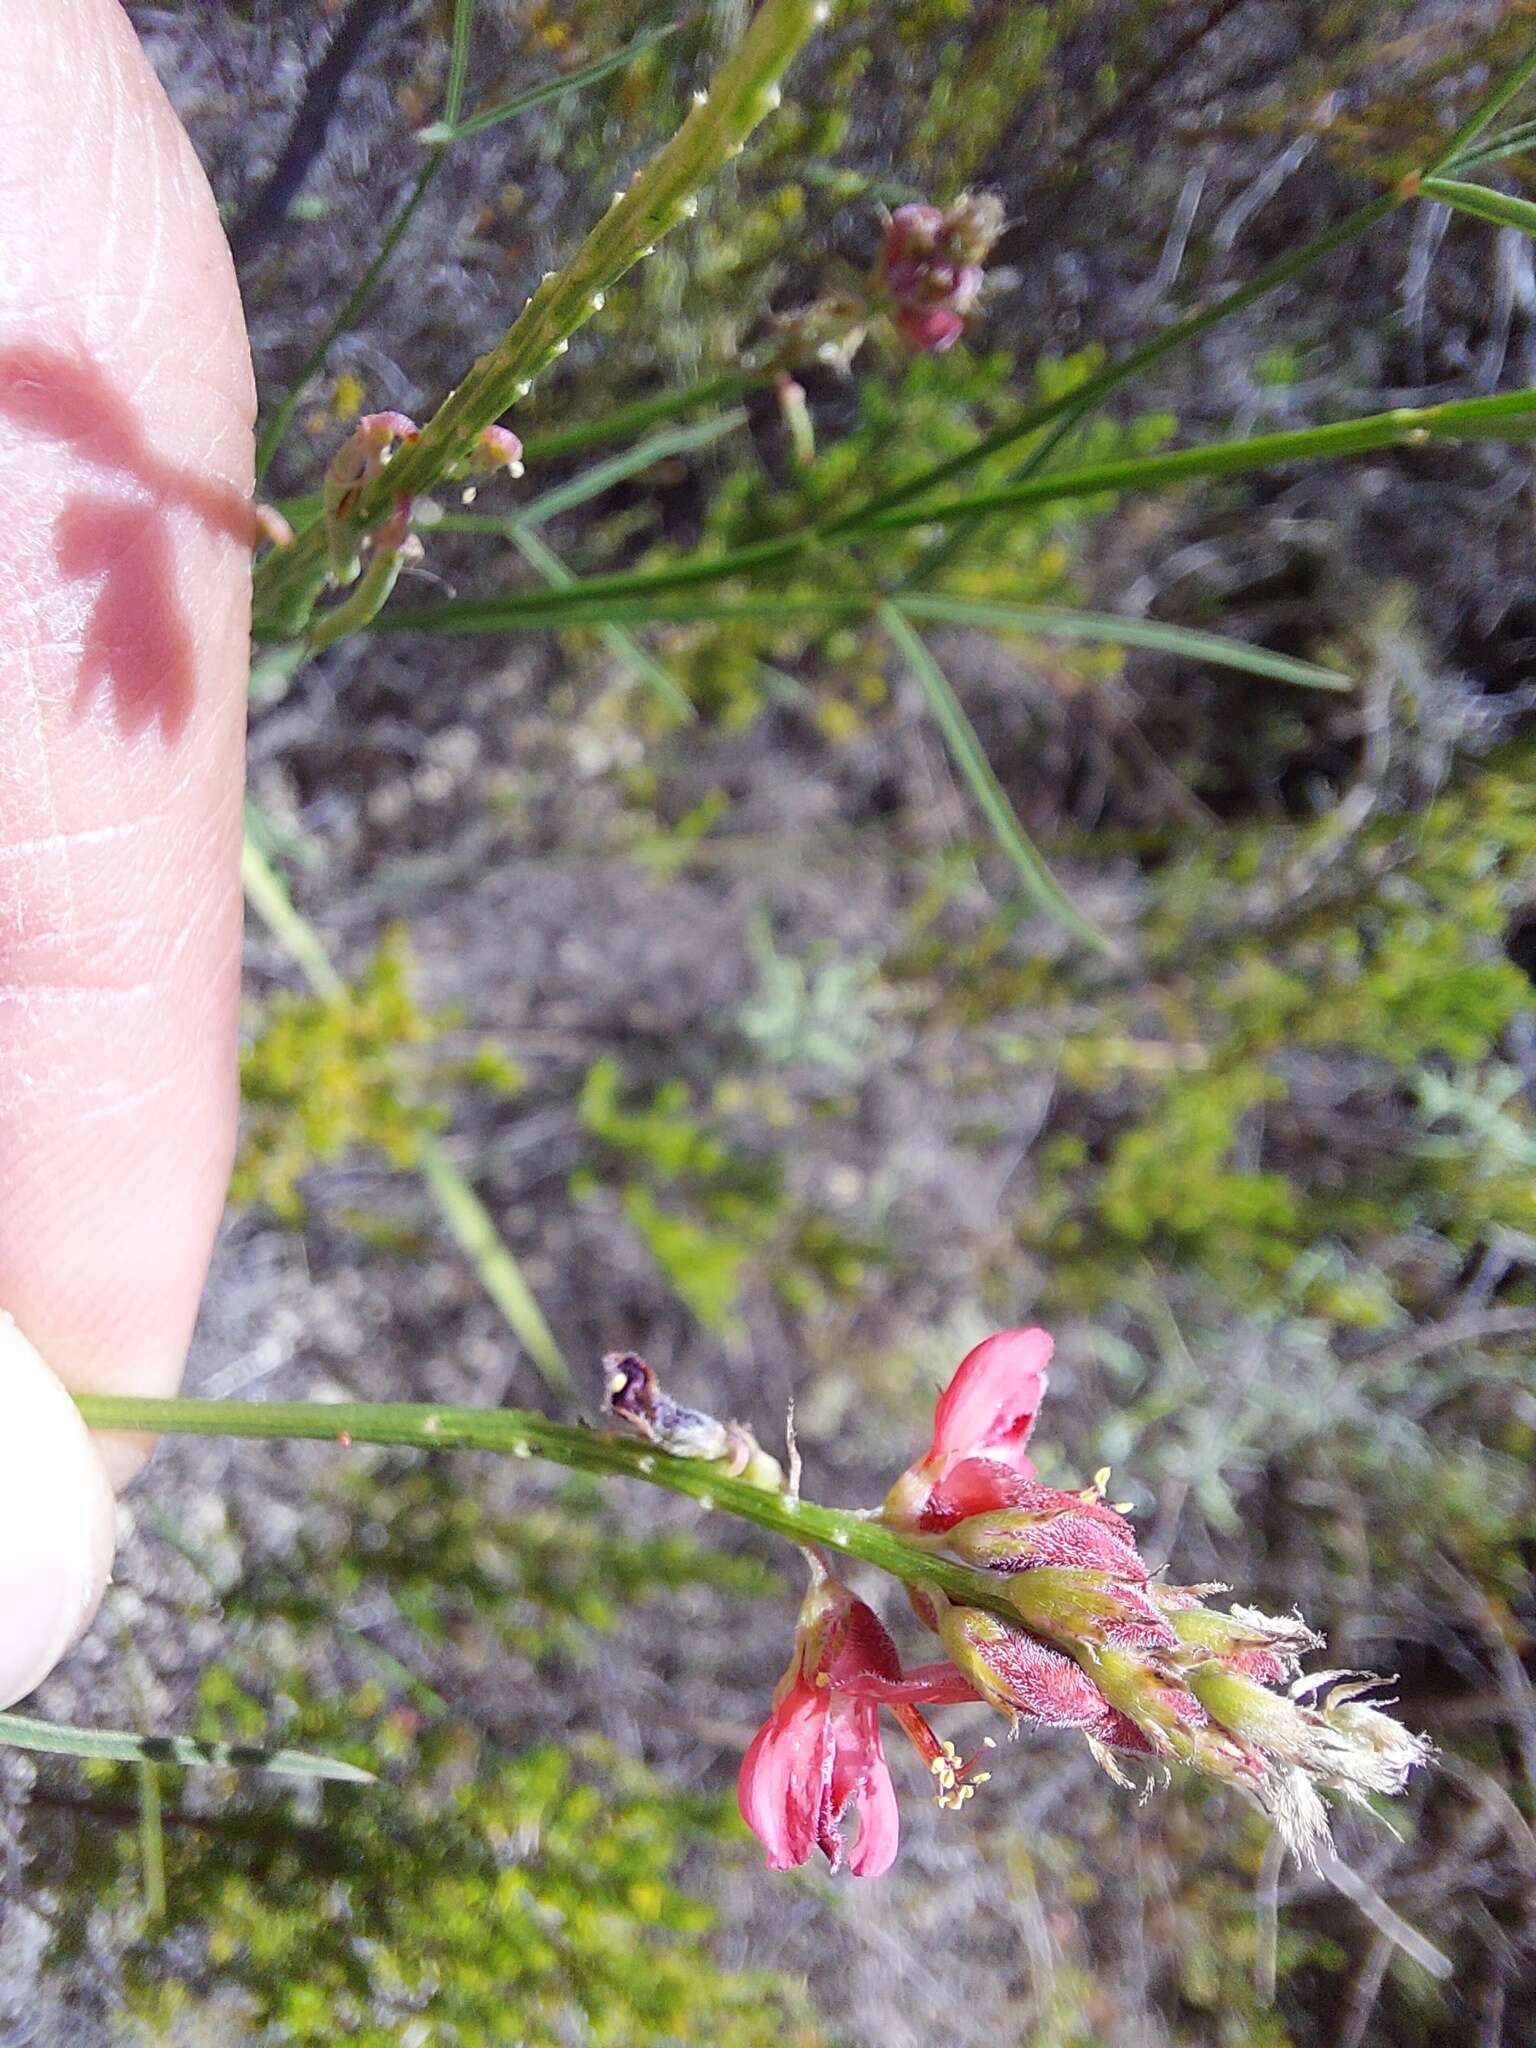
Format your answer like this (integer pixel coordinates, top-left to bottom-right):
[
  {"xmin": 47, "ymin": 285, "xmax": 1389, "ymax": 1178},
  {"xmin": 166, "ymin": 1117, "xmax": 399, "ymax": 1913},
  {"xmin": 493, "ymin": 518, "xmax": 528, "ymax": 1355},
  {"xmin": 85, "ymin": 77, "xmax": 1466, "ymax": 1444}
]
[
  {"xmin": 0, "ymin": 1710, "xmax": 374, "ymax": 1782},
  {"xmin": 849, "ymin": 386, "xmax": 1536, "ymax": 534},
  {"xmin": 416, "ymin": 1137, "xmax": 573, "ymax": 1394},
  {"xmin": 241, "ymin": 830, "xmax": 572, "ymax": 1395},
  {"xmin": 510, "ymin": 526, "xmax": 696, "ymax": 719},
  {"xmin": 1419, "ymin": 175, "xmax": 1536, "ymax": 239},
  {"xmin": 1429, "ymin": 36, "xmax": 1536, "ymax": 176},
  {"xmin": 241, "ymin": 825, "xmax": 345, "ymax": 1002},
  {"xmin": 877, "ymin": 601, "xmax": 1111, "ymax": 954},
  {"xmin": 416, "ymin": 19, "xmax": 680, "ymax": 143},
  {"xmin": 895, "ymin": 594, "xmax": 1350, "ymax": 690},
  {"xmin": 1444, "ymin": 114, "xmax": 1536, "ymax": 174},
  {"xmin": 519, "ymin": 373, "xmax": 758, "ymax": 465},
  {"xmin": 374, "ymin": 590, "xmax": 864, "ymax": 632},
  {"xmin": 137, "ymin": 1762, "xmax": 166, "ymax": 1921}
]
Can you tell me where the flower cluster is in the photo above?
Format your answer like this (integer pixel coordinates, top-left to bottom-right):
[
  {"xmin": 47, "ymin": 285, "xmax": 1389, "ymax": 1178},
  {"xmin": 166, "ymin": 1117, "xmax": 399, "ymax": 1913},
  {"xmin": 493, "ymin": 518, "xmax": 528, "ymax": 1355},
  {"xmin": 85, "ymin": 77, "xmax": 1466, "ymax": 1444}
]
[
  {"xmin": 739, "ymin": 1329, "xmax": 1431, "ymax": 1877},
  {"xmin": 875, "ymin": 192, "xmax": 1005, "ymax": 354}
]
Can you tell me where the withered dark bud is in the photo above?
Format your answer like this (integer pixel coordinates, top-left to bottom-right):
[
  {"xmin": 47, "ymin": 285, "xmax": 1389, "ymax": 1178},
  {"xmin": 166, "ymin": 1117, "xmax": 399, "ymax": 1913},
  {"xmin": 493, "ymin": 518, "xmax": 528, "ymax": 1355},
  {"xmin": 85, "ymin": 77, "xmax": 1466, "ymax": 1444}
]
[{"xmin": 602, "ymin": 1352, "xmax": 784, "ymax": 1488}]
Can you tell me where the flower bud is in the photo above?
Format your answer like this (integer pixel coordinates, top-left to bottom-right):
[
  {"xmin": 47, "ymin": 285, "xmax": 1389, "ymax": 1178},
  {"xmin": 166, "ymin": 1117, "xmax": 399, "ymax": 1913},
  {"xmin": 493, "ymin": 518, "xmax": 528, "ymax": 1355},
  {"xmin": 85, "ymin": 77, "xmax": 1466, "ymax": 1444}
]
[
  {"xmin": 1186, "ymin": 1662, "xmax": 1433, "ymax": 1859},
  {"xmin": 940, "ymin": 1484, "xmax": 1145, "ymax": 1578},
  {"xmin": 1165, "ymin": 1600, "xmax": 1323, "ymax": 1688},
  {"xmin": 603, "ymin": 1351, "xmax": 784, "ymax": 1489},
  {"xmin": 934, "ymin": 1600, "xmax": 1122, "ymax": 1730},
  {"xmin": 1005, "ymin": 1566, "xmax": 1179, "ymax": 1655},
  {"xmin": 876, "ymin": 192, "xmax": 1004, "ymax": 353}
]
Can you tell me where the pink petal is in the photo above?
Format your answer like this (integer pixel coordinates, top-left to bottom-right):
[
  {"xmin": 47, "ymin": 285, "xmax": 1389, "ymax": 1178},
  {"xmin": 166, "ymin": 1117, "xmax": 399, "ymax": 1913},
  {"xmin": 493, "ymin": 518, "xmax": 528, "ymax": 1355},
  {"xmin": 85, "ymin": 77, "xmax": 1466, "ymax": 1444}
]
[
  {"xmin": 823, "ymin": 1595, "xmax": 904, "ymax": 1691},
  {"xmin": 737, "ymin": 1677, "xmax": 828, "ymax": 1870},
  {"xmin": 897, "ymin": 304, "xmax": 965, "ymax": 352},
  {"xmin": 825, "ymin": 1699, "xmax": 900, "ymax": 1877},
  {"xmin": 847, "ymin": 1745, "xmax": 901, "ymax": 1876},
  {"xmin": 929, "ymin": 1327, "xmax": 1053, "ymax": 1469}
]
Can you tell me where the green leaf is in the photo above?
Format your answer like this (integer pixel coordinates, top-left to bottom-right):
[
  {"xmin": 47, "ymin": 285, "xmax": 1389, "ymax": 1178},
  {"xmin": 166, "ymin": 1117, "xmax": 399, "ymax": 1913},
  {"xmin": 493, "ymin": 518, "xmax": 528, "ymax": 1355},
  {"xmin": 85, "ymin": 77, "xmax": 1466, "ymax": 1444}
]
[
  {"xmin": 415, "ymin": 20, "xmax": 681, "ymax": 143},
  {"xmin": 416, "ymin": 1137, "xmax": 574, "ymax": 1394},
  {"xmin": 848, "ymin": 386, "xmax": 1536, "ymax": 535},
  {"xmin": 894, "ymin": 594, "xmax": 1350, "ymax": 690},
  {"xmin": 1429, "ymin": 37, "xmax": 1536, "ymax": 176},
  {"xmin": 877, "ymin": 601, "xmax": 1112, "ymax": 954},
  {"xmin": 1419, "ymin": 175, "xmax": 1536, "ymax": 239},
  {"xmin": 519, "ymin": 373, "xmax": 757, "ymax": 466},
  {"xmin": 0, "ymin": 1710, "xmax": 374, "ymax": 1782},
  {"xmin": 373, "ymin": 591, "xmax": 864, "ymax": 633},
  {"xmin": 240, "ymin": 827, "xmax": 345, "ymax": 1003},
  {"xmin": 1445, "ymin": 114, "xmax": 1536, "ymax": 174}
]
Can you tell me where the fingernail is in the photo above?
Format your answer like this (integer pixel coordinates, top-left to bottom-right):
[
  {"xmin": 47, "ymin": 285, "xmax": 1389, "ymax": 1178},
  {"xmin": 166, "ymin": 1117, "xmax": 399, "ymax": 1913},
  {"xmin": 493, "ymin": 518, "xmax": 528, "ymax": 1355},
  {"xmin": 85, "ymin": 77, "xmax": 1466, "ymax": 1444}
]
[{"xmin": 0, "ymin": 1314, "xmax": 117, "ymax": 1708}]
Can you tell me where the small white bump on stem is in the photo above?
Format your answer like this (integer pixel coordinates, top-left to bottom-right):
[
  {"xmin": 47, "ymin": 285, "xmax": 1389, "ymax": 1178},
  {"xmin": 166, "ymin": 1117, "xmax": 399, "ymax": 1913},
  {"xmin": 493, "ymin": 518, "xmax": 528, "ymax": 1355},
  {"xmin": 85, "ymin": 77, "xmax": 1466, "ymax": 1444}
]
[{"xmin": 590, "ymin": 291, "xmax": 606, "ymax": 311}]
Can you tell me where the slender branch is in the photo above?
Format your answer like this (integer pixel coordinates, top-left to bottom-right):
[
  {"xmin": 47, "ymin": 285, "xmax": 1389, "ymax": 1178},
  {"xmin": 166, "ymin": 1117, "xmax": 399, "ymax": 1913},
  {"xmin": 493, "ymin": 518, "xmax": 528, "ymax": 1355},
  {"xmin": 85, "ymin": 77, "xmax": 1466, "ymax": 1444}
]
[
  {"xmin": 251, "ymin": 0, "xmax": 825, "ymax": 639},
  {"xmin": 73, "ymin": 1391, "xmax": 1019, "ymax": 1618},
  {"xmin": 356, "ymin": 384, "xmax": 1536, "ymax": 637},
  {"xmin": 231, "ymin": 0, "xmax": 396, "ymax": 268}
]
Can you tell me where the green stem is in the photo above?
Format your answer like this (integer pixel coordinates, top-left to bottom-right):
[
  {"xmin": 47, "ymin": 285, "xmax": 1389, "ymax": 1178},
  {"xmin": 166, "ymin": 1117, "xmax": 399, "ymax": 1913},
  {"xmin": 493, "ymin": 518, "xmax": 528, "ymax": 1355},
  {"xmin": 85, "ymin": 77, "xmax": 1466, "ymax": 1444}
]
[
  {"xmin": 73, "ymin": 1391, "xmax": 1017, "ymax": 1617},
  {"xmin": 240, "ymin": 830, "xmax": 344, "ymax": 1001},
  {"xmin": 356, "ymin": 385, "xmax": 1536, "ymax": 635},
  {"xmin": 252, "ymin": 0, "xmax": 824, "ymax": 640},
  {"xmin": 253, "ymin": 0, "xmax": 479, "ymax": 486},
  {"xmin": 519, "ymin": 372, "xmax": 758, "ymax": 465},
  {"xmin": 1429, "ymin": 36, "xmax": 1536, "ymax": 174},
  {"xmin": 847, "ymin": 385, "xmax": 1536, "ymax": 534}
]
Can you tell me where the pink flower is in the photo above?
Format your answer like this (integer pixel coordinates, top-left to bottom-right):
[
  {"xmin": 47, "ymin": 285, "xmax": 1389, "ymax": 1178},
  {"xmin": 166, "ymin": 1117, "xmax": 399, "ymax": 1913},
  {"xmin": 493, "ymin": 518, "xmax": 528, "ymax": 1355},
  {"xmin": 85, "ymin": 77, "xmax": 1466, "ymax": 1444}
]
[
  {"xmin": 883, "ymin": 1327, "xmax": 1053, "ymax": 1529},
  {"xmin": 896, "ymin": 303, "xmax": 967, "ymax": 353},
  {"xmin": 876, "ymin": 194, "xmax": 1003, "ymax": 353},
  {"xmin": 738, "ymin": 1575, "xmax": 977, "ymax": 1877}
]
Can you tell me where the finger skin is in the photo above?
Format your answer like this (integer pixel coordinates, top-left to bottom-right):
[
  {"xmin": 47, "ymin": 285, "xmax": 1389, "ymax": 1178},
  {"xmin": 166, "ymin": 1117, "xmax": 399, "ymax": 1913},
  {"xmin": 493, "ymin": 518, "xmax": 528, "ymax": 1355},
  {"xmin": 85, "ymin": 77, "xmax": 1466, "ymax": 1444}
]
[
  {"xmin": 0, "ymin": 1317, "xmax": 117, "ymax": 1708},
  {"xmin": 0, "ymin": 0, "xmax": 253, "ymax": 1489}
]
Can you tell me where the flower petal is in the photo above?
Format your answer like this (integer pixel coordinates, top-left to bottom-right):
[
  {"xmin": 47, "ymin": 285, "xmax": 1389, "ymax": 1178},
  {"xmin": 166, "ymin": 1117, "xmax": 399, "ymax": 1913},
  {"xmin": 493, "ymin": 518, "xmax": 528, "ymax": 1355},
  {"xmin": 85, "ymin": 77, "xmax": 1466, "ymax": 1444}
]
[
  {"xmin": 847, "ymin": 1744, "xmax": 901, "ymax": 1876},
  {"xmin": 738, "ymin": 1676, "xmax": 827, "ymax": 1870},
  {"xmin": 930, "ymin": 1327, "xmax": 1053, "ymax": 1470}
]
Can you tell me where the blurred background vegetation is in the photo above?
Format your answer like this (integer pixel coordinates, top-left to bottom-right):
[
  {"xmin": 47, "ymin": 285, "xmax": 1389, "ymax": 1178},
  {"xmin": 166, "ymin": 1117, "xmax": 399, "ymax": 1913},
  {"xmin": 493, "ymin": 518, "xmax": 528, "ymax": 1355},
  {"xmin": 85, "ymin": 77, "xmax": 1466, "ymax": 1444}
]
[{"xmin": 5, "ymin": 1, "xmax": 1536, "ymax": 2042}]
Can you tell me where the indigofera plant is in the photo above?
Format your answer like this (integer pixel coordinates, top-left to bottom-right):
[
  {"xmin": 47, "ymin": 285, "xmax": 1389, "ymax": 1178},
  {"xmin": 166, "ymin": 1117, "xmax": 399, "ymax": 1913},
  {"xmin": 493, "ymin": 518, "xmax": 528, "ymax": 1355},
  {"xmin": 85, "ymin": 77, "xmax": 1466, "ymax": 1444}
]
[{"xmin": 73, "ymin": 1330, "xmax": 1430, "ymax": 1878}]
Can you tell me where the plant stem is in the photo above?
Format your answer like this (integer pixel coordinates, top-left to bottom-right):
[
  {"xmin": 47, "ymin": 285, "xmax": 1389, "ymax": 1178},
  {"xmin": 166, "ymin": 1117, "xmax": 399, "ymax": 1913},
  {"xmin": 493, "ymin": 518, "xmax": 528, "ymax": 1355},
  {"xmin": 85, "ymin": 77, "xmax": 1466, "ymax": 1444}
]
[
  {"xmin": 253, "ymin": 0, "xmax": 479, "ymax": 485},
  {"xmin": 359, "ymin": 384, "xmax": 1536, "ymax": 635},
  {"xmin": 74, "ymin": 1391, "xmax": 1019, "ymax": 1618},
  {"xmin": 519, "ymin": 372, "xmax": 758, "ymax": 464},
  {"xmin": 847, "ymin": 384, "xmax": 1536, "ymax": 534},
  {"xmin": 252, "ymin": 0, "xmax": 824, "ymax": 639}
]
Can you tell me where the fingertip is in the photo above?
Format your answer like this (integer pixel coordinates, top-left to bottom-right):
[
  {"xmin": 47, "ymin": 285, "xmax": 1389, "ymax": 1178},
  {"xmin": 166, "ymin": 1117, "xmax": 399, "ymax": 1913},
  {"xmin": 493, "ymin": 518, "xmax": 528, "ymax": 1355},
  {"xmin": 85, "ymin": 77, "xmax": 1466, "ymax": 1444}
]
[{"xmin": 0, "ymin": 1314, "xmax": 117, "ymax": 1709}]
